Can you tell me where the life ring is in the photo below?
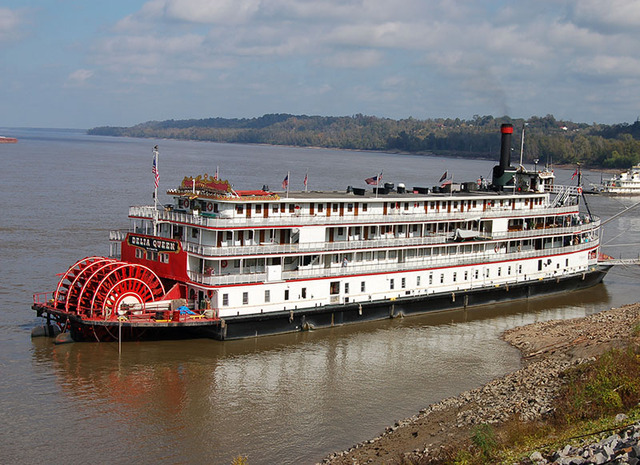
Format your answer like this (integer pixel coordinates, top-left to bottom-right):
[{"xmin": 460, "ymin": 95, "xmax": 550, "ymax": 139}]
[
  {"xmin": 221, "ymin": 260, "xmax": 228, "ymax": 268},
  {"xmin": 577, "ymin": 187, "xmax": 583, "ymax": 194},
  {"xmin": 182, "ymin": 199, "xmax": 190, "ymax": 209},
  {"xmin": 207, "ymin": 202, "xmax": 214, "ymax": 212}
]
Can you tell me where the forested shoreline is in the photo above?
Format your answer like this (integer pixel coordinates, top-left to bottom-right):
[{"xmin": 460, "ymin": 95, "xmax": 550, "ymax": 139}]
[{"xmin": 88, "ymin": 114, "xmax": 640, "ymax": 168}]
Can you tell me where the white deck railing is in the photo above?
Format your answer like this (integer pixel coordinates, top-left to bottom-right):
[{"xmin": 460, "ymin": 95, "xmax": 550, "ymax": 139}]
[{"xmin": 187, "ymin": 239, "xmax": 599, "ymax": 285}]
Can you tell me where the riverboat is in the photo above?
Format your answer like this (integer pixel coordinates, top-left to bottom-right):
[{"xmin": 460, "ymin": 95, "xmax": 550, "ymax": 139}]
[
  {"xmin": 32, "ymin": 124, "xmax": 612, "ymax": 341},
  {"xmin": 0, "ymin": 136, "xmax": 18, "ymax": 143},
  {"xmin": 600, "ymin": 165, "xmax": 640, "ymax": 195}
]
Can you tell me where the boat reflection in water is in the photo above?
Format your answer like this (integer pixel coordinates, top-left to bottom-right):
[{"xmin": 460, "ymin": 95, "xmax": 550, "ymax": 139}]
[{"xmin": 32, "ymin": 284, "xmax": 610, "ymax": 464}]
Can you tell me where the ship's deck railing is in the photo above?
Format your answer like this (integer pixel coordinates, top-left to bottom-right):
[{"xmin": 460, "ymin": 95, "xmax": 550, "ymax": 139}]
[
  {"xmin": 129, "ymin": 203, "xmax": 581, "ymax": 229},
  {"xmin": 178, "ymin": 219, "xmax": 599, "ymax": 258},
  {"xmin": 187, "ymin": 239, "xmax": 599, "ymax": 285}
]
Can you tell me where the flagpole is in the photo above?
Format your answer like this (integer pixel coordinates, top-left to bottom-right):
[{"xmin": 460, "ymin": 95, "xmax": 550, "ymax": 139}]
[
  {"xmin": 305, "ymin": 169, "xmax": 308, "ymax": 192},
  {"xmin": 152, "ymin": 145, "xmax": 159, "ymax": 236},
  {"xmin": 287, "ymin": 171, "xmax": 290, "ymax": 198}
]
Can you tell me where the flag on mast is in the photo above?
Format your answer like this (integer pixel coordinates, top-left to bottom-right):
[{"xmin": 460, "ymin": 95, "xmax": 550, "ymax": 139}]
[
  {"xmin": 282, "ymin": 173, "xmax": 289, "ymax": 190},
  {"xmin": 438, "ymin": 171, "xmax": 447, "ymax": 183},
  {"xmin": 214, "ymin": 165, "xmax": 219, "ymax": 179},
  {"xmin": 303, "ymin": 170, "xmax": 308, "ymax": 190},
  {"xmin": 152, "ymin": 145, "xmax": 159, "ymax": 189}
]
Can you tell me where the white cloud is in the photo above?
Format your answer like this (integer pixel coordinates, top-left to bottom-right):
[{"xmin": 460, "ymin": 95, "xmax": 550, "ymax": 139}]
[
  {"xmin": 0, "ymin": 7, "xmax": 27, "ymax": 44},
  {"xmin": 66, "ymin": 69, "xmax": 94, "ymax": 87},
  {"xmin": 569, "ymin": 0, "xmax": 640, "ymax": 33},
  {"xmin": 319, "ymin": 49, "xmax": 385, "ymax": 68}
]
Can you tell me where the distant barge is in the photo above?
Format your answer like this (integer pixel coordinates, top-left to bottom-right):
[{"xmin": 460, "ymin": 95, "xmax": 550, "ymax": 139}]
[{"xmin": 0, "ymin": 136, "xmax": 17, "ymax": 143}]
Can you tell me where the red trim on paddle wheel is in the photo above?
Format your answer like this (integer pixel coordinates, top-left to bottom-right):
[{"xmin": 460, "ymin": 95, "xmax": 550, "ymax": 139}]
[{"xmin": 54, "ymin": 257, "xmax": 165, "ymax": 320}]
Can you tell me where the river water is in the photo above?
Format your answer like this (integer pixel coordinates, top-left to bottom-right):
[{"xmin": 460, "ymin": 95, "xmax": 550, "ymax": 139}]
[{"xmin": 1, "ymin": 128, "xmax": 639, "ymax": 464}]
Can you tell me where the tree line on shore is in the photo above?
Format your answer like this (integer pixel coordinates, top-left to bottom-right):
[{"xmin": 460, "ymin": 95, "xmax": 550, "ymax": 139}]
[{"xmin": 88, "ymin": 113, "xmax": 640, "ymax": 169}]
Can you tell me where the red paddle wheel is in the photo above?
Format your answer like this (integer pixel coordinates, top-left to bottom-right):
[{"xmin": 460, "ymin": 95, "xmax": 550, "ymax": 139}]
[{"xmin": 53, "ymin": 257, "xmax": 165, "ymax": 320}]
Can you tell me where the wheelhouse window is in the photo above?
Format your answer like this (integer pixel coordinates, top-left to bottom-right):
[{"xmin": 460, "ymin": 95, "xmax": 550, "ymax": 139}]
[{"xmin": 330, "ymin": 281, "xmax": 340, "ymax": 295}]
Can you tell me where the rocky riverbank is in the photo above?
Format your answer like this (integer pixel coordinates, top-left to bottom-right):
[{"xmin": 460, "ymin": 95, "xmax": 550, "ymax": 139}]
[{"xmin": 319, "ymin": 302, "xmax": 640, "ymax": 464}]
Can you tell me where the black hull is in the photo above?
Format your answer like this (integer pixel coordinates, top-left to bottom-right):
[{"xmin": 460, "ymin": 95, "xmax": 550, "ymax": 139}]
[
  {"xmin": 205, "ymin": 265, "xmax": 612, "ymax": 340},
  {"xmin": 36, "ymin": 266, "xmax": 611, "ymax": 342}
]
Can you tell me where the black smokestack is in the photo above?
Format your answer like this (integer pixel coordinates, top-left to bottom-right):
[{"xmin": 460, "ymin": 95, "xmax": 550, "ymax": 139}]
[{"xmin": 499, "ymin": 123, "xmax": 513, "ymax": 170}]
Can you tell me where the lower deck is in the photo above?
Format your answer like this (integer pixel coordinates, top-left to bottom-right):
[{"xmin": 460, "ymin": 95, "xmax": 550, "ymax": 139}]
[{"xmin": 33, "ymin": 264, "xmax": 610, "ymax": 342}]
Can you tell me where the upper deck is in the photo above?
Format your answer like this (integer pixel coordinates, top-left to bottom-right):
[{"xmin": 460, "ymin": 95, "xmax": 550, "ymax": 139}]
[{"xmin": 130, "ymin": 183, "xmax": 582, "ymax": 230}]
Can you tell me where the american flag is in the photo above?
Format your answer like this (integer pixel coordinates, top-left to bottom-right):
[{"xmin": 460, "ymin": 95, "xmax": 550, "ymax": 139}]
[
  {"xmin": 365, "ymin": 171, "xmax": 383, "ymax": 185},
  {"xmin": 303, "ymin": 171, "xmax": 308, "ymax": 187},
  {"xmin": 152, "ymin": 146, "xmax": 159, "ymax": 189},
  {"xmin": 282, "ymin": 173, "xmax": 289, "ymax": 190}
]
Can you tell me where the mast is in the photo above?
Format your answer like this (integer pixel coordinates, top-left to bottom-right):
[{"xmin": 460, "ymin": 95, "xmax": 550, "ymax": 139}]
[
  {"xmin": 519, "ymin": 124, "xmax": 525, "ymax": 167},
  {"xmin": 152, "ymin": 145, "xmax": 159, "ymax": 236}
]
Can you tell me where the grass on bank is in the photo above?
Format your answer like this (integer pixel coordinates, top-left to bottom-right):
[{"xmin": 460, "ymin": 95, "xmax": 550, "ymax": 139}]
[{"xmin": 409, "ymin": 344, "xmax": 640, "ymax": 465}]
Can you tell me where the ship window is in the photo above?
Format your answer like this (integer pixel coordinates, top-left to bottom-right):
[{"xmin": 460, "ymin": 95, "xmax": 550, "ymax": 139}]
[
  {"xmin": 453, "ymin": 272, "xmax": 457, "ymax": 282},
  {"xmin": 498, "ymin": 267, "xmax": 502, "ymax": 277},
  {"xmin": 301, "ymin": 288, "xmax": 307, "ymax": 298},
  {"xmin": 135, "ymin": 248, "xmax": 145, "ymax": 259},
  {"xmin": 362, "ymin": 203, "xmax": 368, "ymax": 211},
  {"xmin": 226, "ymin": 231, "xmax": 232, "ymax": 241},
  {"xmin": 508, "ymin": 266, "xmax": 511, "ymax": 275},
  {"xmin": 440, "ymin": 274, "xmax": 444, "ymax": 284},
  {"xmin": 318, "ymin": 203, "xmax": 324, "ymax": 212},
  {"xmin": 256, "ymin": 204, "xmax": 262, "ymax": 214},
  {"xmin": 243, "ymin": 292, "xmax": 249, "ymax": 305},
  {"xmin": 236, "ymin": 205, "xmax": 243, "ymax": 214},
  {"xmin": 344, "ymin": 283, "xmax": 349, "ymax": 294},
  {"xmin": 265, "ymin": 290, "xmax": 270, "ymax": 303},
  {"xmin": 347, "ymin": 203, "xmax": 353, "ymax": 212},
  {"xmin": 284, "ymin": 289, "xmax": 289, "ymax": 301},
  {"xmin": 417, "ymin": 276, "xmax": 421, "ymax": 286},
  {"xmin": 192, "ymin": 228, "xmax": 199, "ymax": 238},
  {"xmin": 330, "ymin": 281, "xmax": 340, "ymax": 295},
  {"xmin": 159, "ymin": 253, "xmax": 169, "ymax": 264},
  {"xmin": 390, "ymin": 279, "xmax": 394, "ymax": 290},
  {"xmin": 464, "ymin": 271, "xmax": 468, "ymax": 280},
  {"xmin": 474, "ymin": 270, "xmax": 479, "ymax": 279},
  {"xmin": 401, "ymin": 278, "xmax": 406, "ymax": 288},
  {"xmin": 332, "ymin": 203, "xmax": 338, "ymax": 212},
  {"xmin": 361, "ymin": 281, "xmax": 366, "ymax": 292},
  {"xmin": 148, "ymin": 251, "xmax": 158, "ymax": 261},
  {"xmin": 273, "ymin": 205, "xmax": 279, "ymax": 213},
  {"xmin": 338, "ymin": 227, "xmax": 344, "ymax": 235},
  {"xmin": 538, "ymin": 260, "xmax": 543, "ymax": 271},
  {"xmin": 404, "ymin": 202, "xmax": 409, "ymax": 211},
  {"xmin": 519, "ymin": 265, "xmax": 523, "ymax": 273},
  {"xmin": 289, "ymin": 204, "xmax": 295, "ymax": 213},
  {"xmin": 222, "ymin": 294, "xmax": 229, "ymax": 306},
  {"xmin": 280, "ymin": 203, "xmax": 285, "ymax": 213}
]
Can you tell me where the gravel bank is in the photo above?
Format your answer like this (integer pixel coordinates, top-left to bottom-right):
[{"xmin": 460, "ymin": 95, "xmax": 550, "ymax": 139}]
[{"xmin": 319, "ymin": 303, "xmax": 640, "ymax": 464}]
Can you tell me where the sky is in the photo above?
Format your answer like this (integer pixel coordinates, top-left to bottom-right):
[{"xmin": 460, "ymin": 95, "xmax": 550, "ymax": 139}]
[{"xmin": 2, "ymin": 0, "xmax": 640, "ymax": 129}]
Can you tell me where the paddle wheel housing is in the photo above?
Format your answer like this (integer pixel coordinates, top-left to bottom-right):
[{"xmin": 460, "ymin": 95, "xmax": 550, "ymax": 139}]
[{"xmin": 53, "ymin": 256, "xmax": 166, "ymax": 320}]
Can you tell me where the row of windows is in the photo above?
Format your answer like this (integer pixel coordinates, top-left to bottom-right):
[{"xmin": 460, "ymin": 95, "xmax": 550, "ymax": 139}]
[
  {"xmin": 134, "ymin": 248, "xmax": 170, "ymax": 263},
  {"xmin": 219, "ymin": 256, "xmax": 571, "ymax": 307},
  {"xmin": 222, "ymin": 281, "xmax": 369, "ymax": 307}
]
